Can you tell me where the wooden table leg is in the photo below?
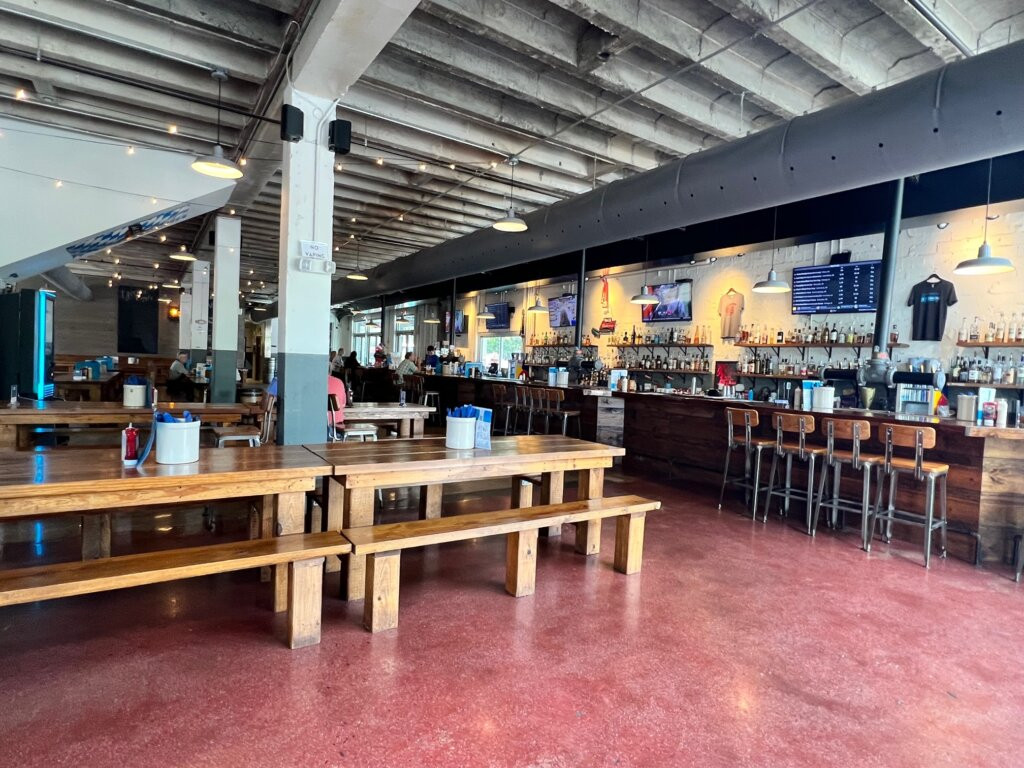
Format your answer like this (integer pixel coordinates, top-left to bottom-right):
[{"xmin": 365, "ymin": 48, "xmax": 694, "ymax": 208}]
[
  {"xmin": 412, "ymin": 417, "xmax": 424, "ymax": 438},
  {"xmin": 418, "ymin": 484, "xmax": 443, "ymax": 520},
  {"xmin": 575, "ymin": 467, "xmax": 605, "ymax": 555},
  {"xmin": 0, "ymin": 425, "xmax": 16, "ymax": 451},
  {"xmin": 322, "ymin": 477, "xmax": 345, "ymax": 574},
  {"xmin": 539, "ymin": 471, "xmax": 564, "ymax": 537},
  {"xmin": 510, "ymin": 478, "xmax": 533, "ymax": 508},
  {"xmin": 81, "ymin": 513, "xmax": 111, "ymax": 560},
  {"xmin": 340, "ymin": 486, "xmax": 376, "ymax": 601},
  {"xmin": 274, "ymin": 491, "xmax": 306, "ymax": 613},
  {"xmin": 257, "ymin": 494, "xmax": 274, "ymax": 582},
  {"xmin": 399, "ymin": 418, "xmax": 411, "ymax": 438},
  {"xmin": 16, "ymin": 425, "xmax": 31, "ymax": 450},
  {"xmin": 364, "ymin": 550, "xmax": 401, "ymax": 632}
]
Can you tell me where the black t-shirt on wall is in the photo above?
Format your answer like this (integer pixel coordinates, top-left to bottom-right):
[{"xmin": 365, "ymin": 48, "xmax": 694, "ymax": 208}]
[{"xmin": 907, "ymin": 278, "xmax": 957, "ymax": 341}]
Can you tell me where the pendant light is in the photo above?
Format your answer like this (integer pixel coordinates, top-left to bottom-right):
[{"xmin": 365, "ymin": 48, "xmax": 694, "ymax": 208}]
[
  {"xmin": 346, "ymin": 240, "xmax": 368, "ymax": 280},
  {"xmin": 191, "ymin": 70, "xmax": 244, "ymax": 180},
  {"xmin": 493, "ymin": 157, "xmax": 528, "ymax": 232},
  {"xmin": 630, "ymin": 238, "xmax": 659, "ymax": 304},
  {"xmin": 477, "ymin": 292, "xmax": 495, "ymax": 320},
  {"xmin": 526, "ymin": 282, "xmax": 546, "ymax": 313},
  {"xmin": 170, "ymin": 245, "xmax": 196, "ymax": 262},
  {"xmin": 752, "ymin": 208, "xmax": 791, "ymax": 293},
  {"xmin": 955, "ymin": 158, "xmax": 1014, "ymax": 275},
  {"xmin": 365, "ymin": 316, "xmax": 381, "ymax": 331}
]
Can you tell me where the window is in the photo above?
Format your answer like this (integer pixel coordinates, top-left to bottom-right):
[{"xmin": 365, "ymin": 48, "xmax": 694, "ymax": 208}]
[
  {"xmin": 478, "ymin": 335, "xmax": 523, "ymax": 371},
  {"xmin": 351, "ymin": 315, "xmax": 381, "ymax": 365},
  {"xmin": 395, "ymin": 317, "xmax": 415, "ymax": 359}
]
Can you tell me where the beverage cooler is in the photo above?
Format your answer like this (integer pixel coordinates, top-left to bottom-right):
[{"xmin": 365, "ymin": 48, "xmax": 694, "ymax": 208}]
[{"xmin": 0, "ymin": 289, "xmax": 56, "ymax": 400}]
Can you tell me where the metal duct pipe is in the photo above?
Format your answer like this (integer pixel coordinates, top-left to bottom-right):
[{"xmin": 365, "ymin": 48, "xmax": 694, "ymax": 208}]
[
  {"xmin": 872, "ymin": 178, "xmax": 904, "ymax": 353},
  {"xmin": 40, "ymin": 266, "xmax": 92, "ymax": 301},
  {"xmin": 574, "ymin": 249, "xmax": 586, "ymax": 349},
  {"xmin": 332, "ymin": 40, "xmax": 1024, "ymax": 305}
]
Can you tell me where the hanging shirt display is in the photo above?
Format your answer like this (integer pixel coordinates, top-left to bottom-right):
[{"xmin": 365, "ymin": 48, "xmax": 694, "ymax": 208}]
[
  {"xmin": 718, "ymin": 290, "xmax": 744, "ymax": 339},
  {"xmin": 908, "ymin": 277, "xmax": 957, "ymax": 341}
]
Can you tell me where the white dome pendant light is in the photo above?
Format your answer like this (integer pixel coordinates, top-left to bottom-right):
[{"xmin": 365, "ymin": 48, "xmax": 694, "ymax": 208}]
[
  {"xmin": 630, "ymin": 237, "xmax": 659, "ymax": 305},
  {"xmin": 753, "ymin": 207, "xmax": 791, "ymax": 293},
  {"xmin": 493, "ymin": 157, "xmax": 528, "ymax": 232},
  {"xmin": 955, "ymin": 158, "xmax": 1014, "ymax": 276},
  {"xmin": 346, "ymin": 239, "xmax": 368, "ymax": 280},
  {"xmin": 477, "ymin": 292, "xmax": 495, "ymax": 320},
  {"xmin": 191, "ymin": 70, "xmax": 244, "ymax": 180}
]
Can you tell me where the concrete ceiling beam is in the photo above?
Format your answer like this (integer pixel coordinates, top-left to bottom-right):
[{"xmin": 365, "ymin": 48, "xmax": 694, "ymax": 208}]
[
  {"xmin": 105, "ymin": 0, "xmax": 288, "ymax": 51},
  {"xmin": 0, "ymin": 0, "xmax": 271, "ymax": 82},
  {"xmin": 390, "ymin": 15, "xmax": 710, "ymax": 157}
]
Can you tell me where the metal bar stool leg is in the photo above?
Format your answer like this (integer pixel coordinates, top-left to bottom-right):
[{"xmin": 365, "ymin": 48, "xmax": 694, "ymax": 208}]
[
  {"xmin": 939, "ymin": 474, "xmax": 948, "ymax": 558},
  {"xmin": 751, "ymin": 447, "xmax": 765, "ymax": 522},
  {"xmin": 811, "ymin": 459, "xmax": 829, "ymax": 534},
  {"xmin": 717, "ymin": 446, "xmax": 733, "ymax": 510},
  {"xmin": 923, "ymin": 474, "xmax": 936, "ymax": 569},
  {"xmin": 763, "ymin": 452, "xmax": 779, "ymax": 522},
  {"xmin": 805, "ymin": 454, "xmax": 817, "ymax": 536}
]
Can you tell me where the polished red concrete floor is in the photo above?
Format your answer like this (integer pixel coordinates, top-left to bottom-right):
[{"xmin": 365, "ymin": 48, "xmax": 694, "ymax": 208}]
[{"xmin": 1, "ymin": 474, "xmax": 1022, "ymax": 767}]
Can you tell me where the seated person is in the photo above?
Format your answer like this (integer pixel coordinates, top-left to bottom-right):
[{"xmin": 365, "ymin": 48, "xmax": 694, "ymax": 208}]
[
  {"xmin": 423, "ymin": 345, "xmax": 440, "ymax": 369},
  {"xmin": 327, "ymin": 374, "xmax": 346, "ymax": 438},
  {"xmin": 395, "ymin": 351, "xmax": 417, "ymax": 381},
  {"xmin": 166, "ymin": 351, "xmax": 196, "ymax": 401}
]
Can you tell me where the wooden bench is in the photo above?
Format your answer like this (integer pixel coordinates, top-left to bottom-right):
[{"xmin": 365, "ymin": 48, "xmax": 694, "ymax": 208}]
[
  {"xmin": 0, "ymin": 533, "xmax": 352, "ymax": 649},
  {"xmin": 343, "ymin": 495, "xmax": 660, "ymax": 632}
]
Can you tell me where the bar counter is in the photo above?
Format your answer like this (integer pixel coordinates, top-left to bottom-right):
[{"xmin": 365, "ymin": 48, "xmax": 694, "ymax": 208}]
[{"xmin": 618, "ymin": 391, "xmax": 1024, "ymax": 564}]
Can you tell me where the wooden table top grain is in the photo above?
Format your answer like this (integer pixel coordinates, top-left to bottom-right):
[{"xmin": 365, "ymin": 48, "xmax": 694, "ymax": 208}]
[
  {"xmin": 345, "ymin": 403, "xmax": 433, "ymax": 418},
  {"xmin": 0, "ymin": 401, "xmax": 258, "ymax": 425},
  {"xmin": 0, "ymin": 445, "xmax": 331, "ymax": 505},
  {"xmin": 305, "ymin": 435, "xmax": 623, "ymax": 485}
]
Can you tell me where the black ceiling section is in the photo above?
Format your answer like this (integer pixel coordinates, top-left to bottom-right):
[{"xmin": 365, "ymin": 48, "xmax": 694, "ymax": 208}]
[{"xmin": 341, "ymin": 151, "xmax": 1024, "ymax": 314}]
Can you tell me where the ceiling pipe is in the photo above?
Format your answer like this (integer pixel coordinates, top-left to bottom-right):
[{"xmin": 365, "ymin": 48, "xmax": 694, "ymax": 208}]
[
  {"xmin": 330, "ymin": 40, "xmax": 1024, "ymax": 306},
  {"xmin": 40, "ymin": 266, "xmax": 93, "ymax": 301},
  {"xmin": 906, "ymin": 0, "xmax": 975, "ymax": 58}
]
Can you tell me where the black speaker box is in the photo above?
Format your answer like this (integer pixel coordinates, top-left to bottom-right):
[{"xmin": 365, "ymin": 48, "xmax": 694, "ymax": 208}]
[
  {"xmin": 280, "ymin": 104, "xmax": 303, "ymax": 142},
  {"xmin": 328, "ymin": 119, "xmax": 351, "ymax": 154}
]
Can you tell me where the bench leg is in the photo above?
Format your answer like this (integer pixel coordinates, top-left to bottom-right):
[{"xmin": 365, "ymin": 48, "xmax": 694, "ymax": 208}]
[
  {"xmin": 322, "ymin": 478, "xmax": 345, "ymax": 574},
  {"xmin": 287, "ymin": 557, "xmax": 325, "ymax": 649},
  {"xmin": 418, "ymin": 484, "xmax": 443, "ymax": 520},
  {"xmin": 81, "ymin": 513, "xmax": 111, "ymax": 560},
  {"xmin": 575, "ymin": 519, "xmax": 602, "ymax": 556},
  {"xmin": 363, "ymin": 550, "xmax": 401, "ymax": 632},
  {"xmin": 614, "ymin": 512, "xmax": 646, "ymax": 575},
  {"xmin": 341, "ymin": 487, "xmax": 376, "ymax": 601},
  {"xmin": 539, "ymin": 471, "xmax": 563, "ymax": 538},
  {"xmin": 510, "ymin": 478, "xmax": 533, "ymax": 508},
  {"xmin": 274, "ymin": 492, "xmax": 306, "ymax": 613},
  {"xmin": 399, "ymin": 418, "xmax": 411, "ymax": 438},
  {"xmin": 505, "ymin": 529, "xmax": 538, "ymax": 597}
]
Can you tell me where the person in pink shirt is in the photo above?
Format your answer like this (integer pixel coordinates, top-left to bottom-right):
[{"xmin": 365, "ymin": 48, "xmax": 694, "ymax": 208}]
[{"xmin": 327, "ymin": 374, "xmax": 346, "ymax": 437}]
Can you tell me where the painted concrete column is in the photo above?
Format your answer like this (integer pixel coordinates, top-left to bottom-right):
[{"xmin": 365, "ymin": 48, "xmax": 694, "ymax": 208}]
[
  {"xmin": 211, "ymin": 215, "xmax": 241, "ymax": 402},
  {"xmin": 277, "ymin": 86, "xmax": 335, "ymax": 444},
  {"xmin": 177, "ymin": 260, "xmax": 210, "ymax": 364}
]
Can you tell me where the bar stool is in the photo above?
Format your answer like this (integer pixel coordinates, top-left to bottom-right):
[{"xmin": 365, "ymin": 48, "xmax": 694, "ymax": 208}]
[
  {"xmin": 866, "ymin": 424, "xmax": 948, "ymax": 568},
  {"xmin": 763, "ymin": 413, "xmax": 826, "ymax": 532},
  {"xmin": 422, "ymin": 389, "xmax": 441, "ymax": 425},
  {"xmin": 490, "ymin": 383, "xmax": 513, "ymax": 435},
  {"xmin": 546, "ymin": 388, "xmax": 581, "ymax": 436},
  {"xmin": 811, "ymin": 419, "xmax": 882, "ymax": 541},
  {"xmin": 524, "ymin": 387, "xmax": 546, "ymax": 434},
  {"xmin": 717, "ymin": 408, "xmax": 774, "ymax": 518}
]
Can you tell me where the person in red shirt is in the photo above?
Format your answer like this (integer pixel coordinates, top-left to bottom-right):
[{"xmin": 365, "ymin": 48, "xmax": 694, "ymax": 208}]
[{"xmin": 327, "ymin": 374, "xmax": 346, "ymax": 438}]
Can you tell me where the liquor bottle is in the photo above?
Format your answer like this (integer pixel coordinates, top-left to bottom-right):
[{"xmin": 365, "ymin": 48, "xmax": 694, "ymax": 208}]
[
  {"xmin": 1017, "ymin": 320, "xmax": 1024, "ymax": 343},
  {"xmin": 829, "ymin": 324, "xmax": 838, "ymax": 344},
  {"xmin": 776, "ymin": 328, "xmax": 785, "ymax": 344},
  {"xmin": 969, "ymin": 317, "xmax": 980, "ymax": 343},
  {"xmin": 958, "ymin": 318, "xmax": 968, "ymax": 343},
  {"xmin": 997, "ymin": 314, "xmax": 1007, "ymax": 343},
  {"xmin": 1009, "ymin": 314, "xmax": 1019, "ymax": 344},
  {"xmin": 985, "ymin": 322, "xmax": 996, "ymax": 343},
  {"xmin": 889, "ymin": 324, "xmax": 899, "ymax": 344}
]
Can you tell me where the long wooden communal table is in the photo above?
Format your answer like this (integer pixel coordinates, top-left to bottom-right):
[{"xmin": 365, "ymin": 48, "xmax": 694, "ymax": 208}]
[
  {"xmin": 0, "ymin": 446, "xmax": 331, "ymax": 612},
  {"xmin": 53, "ymin": 371, "xmax": 123, "ymax": 402},
  {"xmin": 304, "ymin": 435, "xmax": 626, "ymax": 599},
  {"xmin": 0, "ymin": 401, "xmax": 259, "ymax": 450},
  {"xmin": 344, "ymin": 402, "xmax": 433, "ymax": 438}
]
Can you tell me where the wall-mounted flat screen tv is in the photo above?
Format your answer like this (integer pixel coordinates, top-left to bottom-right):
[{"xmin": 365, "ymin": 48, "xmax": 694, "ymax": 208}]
[
  {"xmin": 641, "ymin": 280, "xmax": 693, "ymax": 323},
  {"xmin": 485, "ymin": 302, "xmax": 511, "ymax": 330},
  {"xmin": 453, "ymin": 309, "xmax": 465, "ymax": 335},
  {"xmin": 791, "ymin": 260, "xmax": 880, "ymax": 314},
  {"xmin": 548, "ymin": 295, "xmax": 577, "ymax": 328}
]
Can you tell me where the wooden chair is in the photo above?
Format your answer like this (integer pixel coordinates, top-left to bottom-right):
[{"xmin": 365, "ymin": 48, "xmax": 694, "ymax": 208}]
[
  {"xmin": 545, "ymin": 388, "xmax": 581, "ymax": 436},
  {"xmin": 866, "ymin": 424, "xmax": 949, "ymax": 568},
  {"xmin": 343, "ymin": 495, "xmax": 660, "ymax": 632},
  {"xmin": 717, "ymin": 408, "xmax": 774, "ymax": 518},
  {"xmin": 212, "ymin": 394, "xmax": 276, "ymax": 447},
  {"xmin": 812, "ymin": 419, "xmax": 882, "ymax": 541},
  {"xmin": 763, "ymin": 413, "xmax": 827, "ymax": 532}
]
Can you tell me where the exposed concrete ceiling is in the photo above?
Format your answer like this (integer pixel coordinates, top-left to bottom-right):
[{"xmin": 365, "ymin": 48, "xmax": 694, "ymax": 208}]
[{"xmin": 0, "ymin": 0, "xmax": 1022, "ymax": 307}]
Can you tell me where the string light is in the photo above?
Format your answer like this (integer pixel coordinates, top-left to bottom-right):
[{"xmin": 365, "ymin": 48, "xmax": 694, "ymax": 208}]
[
  {"xmin": 376, "ymin": 157, "xmax": 384, "ymax": 166},
  {"xmin": 126, "ymin": 146, "xmax": 135, "ymax": 155},
  {"xmin": 159, "ymin": 234, "xmax": 166, "ymax": 242},
  {"xmin": 336, "ymin": 163, "xmax": 343, "ymax": 171},
  {"xmin": 167, "ymin": 124, "xmax": 178, "ymax": 134},
  {"xmin": 54, "ymin": 180, "xmax": 63, "ymax": 188},
  {"xmin": 239, "ymin": 157, "xmax": 247, "ymax": 166},
  {"xmin": 15, "ymin": 88, "xmax": 27, "ymax": 100}
]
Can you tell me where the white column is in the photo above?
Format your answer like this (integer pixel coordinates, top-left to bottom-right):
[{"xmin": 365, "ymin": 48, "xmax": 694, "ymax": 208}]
[
  {"xmin": 277, "ymin": 86, "xmax": 335, "ymax": 444},
  {"xmin": 186, "ymin": 260, "xmax": 210, "ymax": 364},
  {"xmin": 211, "ymin": 215, "xmax": 241, "ymax": 402}
]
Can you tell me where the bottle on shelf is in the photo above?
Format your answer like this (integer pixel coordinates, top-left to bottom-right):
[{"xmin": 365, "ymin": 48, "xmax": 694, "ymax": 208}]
[
  {"xmin": 889, "ymin": 324, "xmax": 899, "ymax": 344},
  {"xmin": 958, "ymin": 318, "xmax": 968, "ymax": 343},
  {"xmin": 997, "ymin": 313, "xmax": 1007, "ymax": 343},
  {"xmin": 969, "ymin": 316, "xmax": 980, "ymax": 343}
]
